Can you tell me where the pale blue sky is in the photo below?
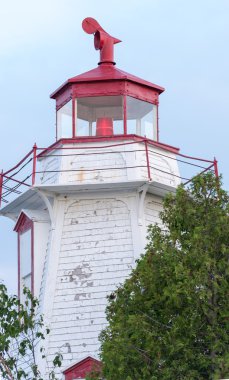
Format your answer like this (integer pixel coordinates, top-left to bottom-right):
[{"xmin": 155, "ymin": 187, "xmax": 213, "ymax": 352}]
[{"xmin": 0, "ymin": 0, "xmax": 228, "ymax": 293}]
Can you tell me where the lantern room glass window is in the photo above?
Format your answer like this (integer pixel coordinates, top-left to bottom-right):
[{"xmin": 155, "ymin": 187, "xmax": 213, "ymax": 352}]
[
  {"xmin": 57, "ymin": 100, "xmax": 72, "ymax": 139},
  {"xmin": 75, "ymin": 96, "xmax": 123, "ymax": 136},
  {"xmin": 126, "ymin": 96, "xmax": 157, "ymax": 140},
  {"xmin": 20, "ymin": 229, "xmax": 32, "ymax": 302}
]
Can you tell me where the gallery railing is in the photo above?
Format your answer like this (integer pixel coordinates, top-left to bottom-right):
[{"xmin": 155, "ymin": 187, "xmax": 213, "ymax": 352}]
[{"xmin": 0, "ymin": 138, "xmax": 218, "ymax": 207}]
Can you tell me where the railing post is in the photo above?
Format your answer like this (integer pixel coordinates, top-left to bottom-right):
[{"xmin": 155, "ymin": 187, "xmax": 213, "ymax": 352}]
[
  {"xmin": 213, "ymin": 157, "xmax": 220, "ymax": 195},
  {"xmin": 144, "ymin": 140, "xmax": 151, "ymax": 181},
  {"xmin": 32, "ymin": 143, "xmax": 37, "ymax": 186},
  {"xmin": 213, "ymin": 157, "xmax": 219, "ymax": 179},
  {"xmin": 0, "ymin": 170, "xmax": 3, "ymax": 208}
]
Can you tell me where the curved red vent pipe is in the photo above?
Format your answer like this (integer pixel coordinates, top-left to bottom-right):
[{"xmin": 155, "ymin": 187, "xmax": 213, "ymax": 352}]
[{"xmin": 82, "ymin": 17, "xmax": 121, "ymax": 65}]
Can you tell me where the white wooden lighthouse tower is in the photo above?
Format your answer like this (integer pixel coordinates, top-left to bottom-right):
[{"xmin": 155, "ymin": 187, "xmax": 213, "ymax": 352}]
[{"xmin": 0, "ymin": 18, "xmax": 181, "ymax": 379}]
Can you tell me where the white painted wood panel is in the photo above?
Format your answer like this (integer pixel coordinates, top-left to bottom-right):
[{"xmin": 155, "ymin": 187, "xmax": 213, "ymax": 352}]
[
  {"xmin": 39, "ymin": 153, "xmax": 61, "ymax": 184},
  {"xmin": 46, "ymin": 198, "xmax": 134, "ymax": 372},
  {"xmin": 37, "ymin": 141, "xmax": 180, "ymax": 189},
  {"xmin": 145, "ymin": 194, "xmax": 163, "ymax": 228}
]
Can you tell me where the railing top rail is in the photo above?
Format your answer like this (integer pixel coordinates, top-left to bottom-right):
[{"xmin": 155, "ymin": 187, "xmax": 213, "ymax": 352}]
[
  {"xmin": 36, "ymin": 135, "xmax": 180, "ymax": 157},
  {"xmin": 3, "ymin": 149, "xmax": 34, "ymax": 176},
  {"xmin": 36, "ymin": 139, "xmax": 146, "ymax": 153},
  {"xmin": 36, "ymin": 138, "xmax": 214, "ymax": 164},
  {"xmin": 176, "ymin": 151, "xmax": 214, "ymax": 164}
]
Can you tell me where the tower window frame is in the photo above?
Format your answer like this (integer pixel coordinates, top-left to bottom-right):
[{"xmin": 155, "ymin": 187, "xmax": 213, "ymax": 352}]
[{"xmin": 14, "ymin": 212, "xmax": 34, "ymax": 301}]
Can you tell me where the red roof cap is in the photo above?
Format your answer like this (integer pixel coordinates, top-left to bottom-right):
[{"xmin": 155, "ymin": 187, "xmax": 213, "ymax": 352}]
[{"xmin": 50, "ymin": 65, "xmax": 165, "ymax": 99}]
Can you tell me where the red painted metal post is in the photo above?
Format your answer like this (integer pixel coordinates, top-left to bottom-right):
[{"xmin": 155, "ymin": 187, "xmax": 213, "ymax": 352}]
[
  {"xmin": 213, "ymin": 157, "xmax": 219, "ymax": 179},
  {"xmin": 32, "ymin": 143, "xmax": 37, "ymax": 186},
  {"xmin": 31, "ymin": 222, "xmax": 34, "ymax": 295},
  {"xmin": 144, "ymin": 140, "xmax": 151, "ymax": 181},
  {"xmin": 156, "ymin": 103, "xmax": 159, "ymax": 141},
  {"xmin": 213, "ymin": 157, "xmax": 220, "ymax": 194},
  {"xmin": 0, "ymin": 170, "xmax": 3, "ymax": 208},
  {"xmin": 55, "ymin": 107, "xmax": 58, "ymax": 141},
  {"xmin": 17, "ymin": 232, "xmax": 20, "ymax": 299},
  {"xmin": 72, "ymin": 98, "xmax": 76, "ymax": 137},
  {"xmin": 123, "ymin": 95, "xmax": 127, "ymax": 135}
]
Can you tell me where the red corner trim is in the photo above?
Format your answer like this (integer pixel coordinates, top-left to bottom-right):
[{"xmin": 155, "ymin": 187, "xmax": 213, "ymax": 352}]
[{"xmin": 14, "ymin": 212, "xmax": 33, "ymax": 233}]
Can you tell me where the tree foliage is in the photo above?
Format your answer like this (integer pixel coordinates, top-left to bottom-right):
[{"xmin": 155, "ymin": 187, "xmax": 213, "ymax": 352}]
[
  {"xmin": 87, "ymin": 173, "xmax": 229, "ymax": 380},
  {"xmin": 0, "ymin": 286, "xmax": 62, "ymax": 380}
]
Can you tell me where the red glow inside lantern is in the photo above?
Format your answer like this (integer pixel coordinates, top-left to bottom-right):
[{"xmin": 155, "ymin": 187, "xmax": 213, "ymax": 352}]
[{"xmin": 96, "ymin": 117, "xmax": 113, "ymax": 136}]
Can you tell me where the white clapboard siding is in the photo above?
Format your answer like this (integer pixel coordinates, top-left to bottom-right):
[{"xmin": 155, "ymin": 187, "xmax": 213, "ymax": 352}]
[
  {"xmin": 141, "ymin": 146, "xmax": 178, "ymax": 186},
  {"xmin": 68, "ymin": 149, "xmax": 127, "ymax": 184},
  {"xmin": 46, "ymin": 198, "xmax": 134, "ymax": 370},
  {"xmin": 39, "ymin": 155, "xmax": 61, "ymax": 184},
  {"xmin": 145, "ymin": 194, "xmax": 163, "ymax": 229},
  {"xmin": 38, "ymin": 226, "xmax": 52, "ymax": 308},
  {"xmin": 37, "ymin": 141, "xmax": 180, "ymax": 188}
]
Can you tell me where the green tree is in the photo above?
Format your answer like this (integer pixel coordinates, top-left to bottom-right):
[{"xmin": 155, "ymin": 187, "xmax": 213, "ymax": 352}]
[
  {"xmin": 87, "ymin": 173, "xmax": 229, "ymax": 380},
  {"xmin": 0, "ymin": 286, "xmax": 62, "ymax": 380}
]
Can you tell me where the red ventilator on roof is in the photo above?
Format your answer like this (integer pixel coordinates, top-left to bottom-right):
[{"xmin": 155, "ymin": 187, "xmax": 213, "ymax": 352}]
[{"xmin": 82, "ymin": 17, "xmax": 121, "ymax": 65}]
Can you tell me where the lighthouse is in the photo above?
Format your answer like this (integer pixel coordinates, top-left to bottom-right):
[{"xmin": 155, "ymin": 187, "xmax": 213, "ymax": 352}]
[{"xmin": 0, "ymin": 18, "xmax": 182, "ymax": 379}]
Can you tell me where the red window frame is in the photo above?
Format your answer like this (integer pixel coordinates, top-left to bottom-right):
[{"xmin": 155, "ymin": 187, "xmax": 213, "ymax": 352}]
[
  {"xmin": 56, "ymin": 93, "xmax": 158, "ymax": 141},
  {"xmin": 14, "ymin": 213, "xmax": 34, "ymax": 299}
]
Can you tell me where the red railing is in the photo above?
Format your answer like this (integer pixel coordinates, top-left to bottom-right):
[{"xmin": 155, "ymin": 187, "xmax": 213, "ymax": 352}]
[{"xmin": 0, "ymin": 139, "xmax": 218, "ymax": 208}]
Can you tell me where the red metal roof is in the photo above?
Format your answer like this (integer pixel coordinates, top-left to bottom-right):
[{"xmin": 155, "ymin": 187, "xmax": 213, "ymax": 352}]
[
  {"xmin": 50, "ymin": 64, "xmax": 165, "ymax": 99},
  {"xmin": 63, "ymin": 356, "xmax": 101, "ymax": 379}
]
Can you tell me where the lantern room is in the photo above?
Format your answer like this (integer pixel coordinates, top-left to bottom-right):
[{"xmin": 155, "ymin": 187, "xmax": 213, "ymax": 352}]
[{"xmin": 50, "ymin": 18, "xmax": 164, "ymax": 141}]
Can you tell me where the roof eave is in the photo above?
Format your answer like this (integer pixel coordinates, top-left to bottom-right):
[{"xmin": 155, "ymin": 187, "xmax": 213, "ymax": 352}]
[{"xmin": 50, "ymin": 77, "xmax": 165, "ymax": 99}]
